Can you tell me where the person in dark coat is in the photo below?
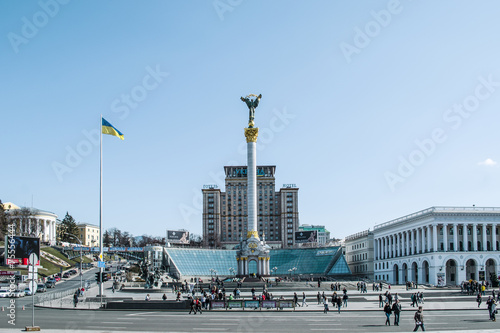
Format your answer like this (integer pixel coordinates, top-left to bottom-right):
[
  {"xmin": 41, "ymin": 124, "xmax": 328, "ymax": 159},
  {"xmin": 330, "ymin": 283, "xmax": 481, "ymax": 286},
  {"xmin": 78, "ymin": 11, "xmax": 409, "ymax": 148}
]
[
  {"xmin": 384, "ymin": 302, "xmax": 392, "ymax": 326},
  {"xmin": 413, "ymin": 306, "xmax": 425, "ymax": 331},
  {"xmin": 392, "ymin": 299, "xmax": 401, "ymax": 326}
]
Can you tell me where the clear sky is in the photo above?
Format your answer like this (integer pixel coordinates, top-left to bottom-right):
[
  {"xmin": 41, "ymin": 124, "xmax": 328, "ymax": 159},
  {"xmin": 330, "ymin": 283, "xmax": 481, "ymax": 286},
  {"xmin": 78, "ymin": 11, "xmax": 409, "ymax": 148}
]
[{"xmin": 2, "ymin": 0, "xmax": 500, "ymax": 240}]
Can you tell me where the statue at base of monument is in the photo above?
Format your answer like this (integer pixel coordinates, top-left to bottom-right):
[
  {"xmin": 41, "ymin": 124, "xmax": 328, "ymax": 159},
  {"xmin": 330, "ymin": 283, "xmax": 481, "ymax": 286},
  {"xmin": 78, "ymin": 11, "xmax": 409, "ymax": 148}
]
[{"xmin": 241, "ymin": 94, "xmax": 262, "ymax": 128}]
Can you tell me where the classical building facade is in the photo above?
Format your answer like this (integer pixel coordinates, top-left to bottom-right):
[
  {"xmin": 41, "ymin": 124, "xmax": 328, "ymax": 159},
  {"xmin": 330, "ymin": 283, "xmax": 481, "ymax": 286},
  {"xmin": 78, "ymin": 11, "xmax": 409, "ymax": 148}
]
[
  {"xmin": 2, "ymin": 202, "xmax": 57, "ymax": 245},
  {"xmin": 373, "ymin": 207, "xmax": 500, "ymax": 286},
  {"xmin": 345, "ymin": 229, "xmax": 374, "ymax": 280},
  {"xmin": 202, "ymin": 166, "xmax": 299, "ymax": 249}
]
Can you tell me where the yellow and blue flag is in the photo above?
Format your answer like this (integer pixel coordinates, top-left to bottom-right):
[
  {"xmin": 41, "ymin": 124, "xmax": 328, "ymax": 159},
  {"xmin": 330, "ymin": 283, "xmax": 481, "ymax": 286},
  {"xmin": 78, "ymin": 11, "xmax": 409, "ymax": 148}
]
[{"xmin": 102, "ymin": 118, "xmax": 124, "ymax": 140}]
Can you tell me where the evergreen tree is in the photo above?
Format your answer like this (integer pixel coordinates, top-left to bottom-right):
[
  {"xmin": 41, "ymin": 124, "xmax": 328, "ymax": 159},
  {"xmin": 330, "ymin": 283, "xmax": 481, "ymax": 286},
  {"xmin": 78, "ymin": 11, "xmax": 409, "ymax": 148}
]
[
  {"xmin": 103, "ymin": 230, "xmax": 111, "ymax": 247},
  {"xmin": 58, "ymin": 212, "xmax": 80, "ymax": 243}
]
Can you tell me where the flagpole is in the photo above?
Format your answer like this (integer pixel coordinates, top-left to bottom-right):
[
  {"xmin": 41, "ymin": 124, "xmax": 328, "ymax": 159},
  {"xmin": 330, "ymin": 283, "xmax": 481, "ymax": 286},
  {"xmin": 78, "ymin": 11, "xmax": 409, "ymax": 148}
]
[{"xmin": 99, "ymin": 115, "xmax": 103, "ymax": 307}]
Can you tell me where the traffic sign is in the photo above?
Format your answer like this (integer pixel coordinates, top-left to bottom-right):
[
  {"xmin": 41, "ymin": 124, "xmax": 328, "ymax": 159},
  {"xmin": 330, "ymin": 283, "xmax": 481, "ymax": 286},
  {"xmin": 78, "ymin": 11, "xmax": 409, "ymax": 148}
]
[{"xmin": 97, "ymin": 261, "xmax": 105, "ymax": 268}]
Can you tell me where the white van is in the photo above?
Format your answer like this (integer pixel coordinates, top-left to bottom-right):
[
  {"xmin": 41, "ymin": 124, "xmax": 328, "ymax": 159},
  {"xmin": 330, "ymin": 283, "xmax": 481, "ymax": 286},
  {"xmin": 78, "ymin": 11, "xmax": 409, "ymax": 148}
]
[{"xmin": 0, "ymin": 289, "xmax": 11, "ymax": 298}]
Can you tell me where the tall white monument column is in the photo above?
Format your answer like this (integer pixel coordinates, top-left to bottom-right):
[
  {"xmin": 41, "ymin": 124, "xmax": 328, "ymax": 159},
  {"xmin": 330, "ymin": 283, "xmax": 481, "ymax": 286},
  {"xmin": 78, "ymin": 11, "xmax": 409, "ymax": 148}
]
[
  {"xmin": 245, "ymin": 127, "xmax": 259, "ymax": 236},
  {"xmin": 237, "ymin": 94, "xmax": 270, "ymax": 277}
]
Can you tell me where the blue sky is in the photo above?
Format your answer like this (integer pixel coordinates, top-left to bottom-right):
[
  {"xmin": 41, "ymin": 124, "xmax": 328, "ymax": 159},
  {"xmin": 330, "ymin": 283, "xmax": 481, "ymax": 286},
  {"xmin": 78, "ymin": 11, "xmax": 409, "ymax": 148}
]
[{"xmin": 2, "ymin": 0, "xmax": 500, "ymax": 240}]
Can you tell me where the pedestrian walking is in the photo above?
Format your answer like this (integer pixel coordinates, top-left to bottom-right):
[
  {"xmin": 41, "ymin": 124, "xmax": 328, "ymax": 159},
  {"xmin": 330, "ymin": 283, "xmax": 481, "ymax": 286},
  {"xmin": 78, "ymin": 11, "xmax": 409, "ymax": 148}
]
[
  {"xmin": 379, "ymin": 294, "xmax": 383, "ymax": 308},
  {"xmin": 492, "ymin": 300, "xmax": 497, "ymax": 322},
  {"xmin": 336, "ymin": 296, "xmax": 342, "ymax": 313},
  {"xmin": 294, "ymin": 292, "xmax": 299, "ymax": 307},
  {"xmin": 323, "ymin": 297, "xmax": 329, "ymax": 313},
  {"xmin": 189, "ymin": 298, "xmax": 197, "ymax": 314},
  {"xmin": 317, "ymin": 292, "xmax": 321, "ymax": 305},
  {"xmin": 73, "ymin": 292, "xmax": 79, "ymax": 308},
  {"xmin": 384, "ymin": 302, "xmax": 392, "ymax": 326},
  {"xmin": 413, "ymin": 306, "xmax": 425, "ymax": 331},
  {"xmin": 302, "ymin": 292, "xmax": 308, "ymax": 307},
  {"xmin": 392, "ymin": 299, "xmax": 401, "ymax": 326},
  {"xmin": 477, "ymin": 293, "xmax": 482, "ymax": 308},
  {"xmin": 342, "ymin": 293, "xmax": 348, "ymax": 307},
  {"xmin": 196, "ymin": 297, "xmax": 203, "ymax": 314}
]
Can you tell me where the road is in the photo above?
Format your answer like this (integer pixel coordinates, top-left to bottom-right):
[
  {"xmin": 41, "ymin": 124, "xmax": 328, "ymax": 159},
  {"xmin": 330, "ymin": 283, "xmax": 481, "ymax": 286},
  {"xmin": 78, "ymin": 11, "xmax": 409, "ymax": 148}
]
[
  {"xmin": 0, "ymin": 308, "xmax": 498, "ymax": 332},
  {"xmin": 0, "ymin": 267, "xmax": 98, "ymax": 309}
]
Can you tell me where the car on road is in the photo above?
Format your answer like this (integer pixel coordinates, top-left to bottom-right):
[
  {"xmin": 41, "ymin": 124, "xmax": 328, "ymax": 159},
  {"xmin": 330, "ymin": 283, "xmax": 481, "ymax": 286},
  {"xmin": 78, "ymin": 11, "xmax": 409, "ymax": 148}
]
[
  {"xmin": 0, "ymin": 289, "xmax": 10, "ymax": 298},
  {"xmin": 62, "ymin": 272, "xmax": 70, "ymax": 278},
  {"xmin": 10, "ymin": 289, "xmax": 25, "ymax": 298},
  {"xmin": 46, "ymin": 281, "xmax": 55, "ymax": 289},
  {"xmin": 24, "ymin": 287, "xmax": 33, "ymax": 296},
  {"xmin": 69, "ymin": 269, "xmax": 77, "ymax": 275},
  {"xmin": 54, "ymin": 276, "xmax": 61, "ymax": 282},
  {"xmin": 36, "ymin": 284, "xmax": 47, "ymax": 293}
]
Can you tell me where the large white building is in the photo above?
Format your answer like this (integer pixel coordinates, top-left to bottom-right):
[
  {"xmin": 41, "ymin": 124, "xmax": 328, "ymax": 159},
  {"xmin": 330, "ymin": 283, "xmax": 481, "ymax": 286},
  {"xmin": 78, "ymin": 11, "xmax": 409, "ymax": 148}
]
[
  {"xmin": 373, "ymin": 206, "xmax": 500, "ymax": 286},
  {"xmin": 2, "ymin": 202, "xmax": 57, "ymax": 245}
]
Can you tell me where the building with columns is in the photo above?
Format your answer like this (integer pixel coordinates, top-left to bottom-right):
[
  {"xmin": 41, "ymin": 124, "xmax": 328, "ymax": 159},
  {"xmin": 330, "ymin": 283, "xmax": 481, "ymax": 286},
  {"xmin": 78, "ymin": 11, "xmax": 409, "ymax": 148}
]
[
  {"xmin": 373, "ymin": 206, "xmax": 500, "ymax": 286},
  {"xmin": 2, "ymin": 202, "xmax": 58, "ymax": 245}
]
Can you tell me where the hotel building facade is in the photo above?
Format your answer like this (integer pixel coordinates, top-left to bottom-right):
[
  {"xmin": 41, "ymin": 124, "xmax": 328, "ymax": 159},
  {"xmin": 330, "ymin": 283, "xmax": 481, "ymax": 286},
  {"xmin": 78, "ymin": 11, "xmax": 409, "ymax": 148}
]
[{"xmin": 202, "ymin": 165, "xmax": 299, "ymax": 249}]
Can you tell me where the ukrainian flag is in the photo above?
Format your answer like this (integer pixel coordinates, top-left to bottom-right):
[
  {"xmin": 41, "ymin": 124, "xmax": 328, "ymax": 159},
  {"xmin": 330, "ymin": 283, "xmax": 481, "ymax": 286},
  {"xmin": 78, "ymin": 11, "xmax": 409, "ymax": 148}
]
[{"xmin": 102, "ymin": 118, "xmax": 124, "ymax": 140}]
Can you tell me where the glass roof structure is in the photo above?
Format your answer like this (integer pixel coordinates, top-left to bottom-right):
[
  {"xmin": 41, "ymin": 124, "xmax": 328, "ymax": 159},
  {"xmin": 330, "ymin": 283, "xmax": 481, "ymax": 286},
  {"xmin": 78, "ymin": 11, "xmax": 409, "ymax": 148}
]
[{"xmin": 165, "ymin": 247, "xmax": 351, "ymax": 277}]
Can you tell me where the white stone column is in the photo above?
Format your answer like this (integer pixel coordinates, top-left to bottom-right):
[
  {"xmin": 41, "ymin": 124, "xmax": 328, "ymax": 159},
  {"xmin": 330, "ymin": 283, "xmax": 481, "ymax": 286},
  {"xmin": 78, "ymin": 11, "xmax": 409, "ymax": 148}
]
[
  {"xmin": 412, "ymin": 229, "xmax": 416, "ymax": 255},
  {"xmin": 453, "ymin": 224, "xmax": 458, "ymax": 251},
  {"xmin": 421, "ymin": 228, "xmax": 425, "ymax": 253},
  {"xmin": 379, "ymin": 238, "xmax": 382, "ymax": 260},
  {"xmin": 391, "ymin": 235, "xmax": 394, "ymax": 258},
  {"xmin": 494, "ymin": 226, "xmax": 498, "ymax": 251},
  {"xmin": 443, "ymin": 224, "xmax": 448, "ymax": 252},
  {"xmin": 52, "ymin": 221, "xmax": 56, "ymax": 243},
  {"xmin": 463, "ymin": 224, "xmax": 468, "ymax": 251},
  {"xmin": 427, "ymin": 226, "xmax": 431, "ymax": 253},
  {"xmin": 482, "ymin": 224, "xmax": 487, "ymax": 251},
  {"xmin": 432, "ymin": 224, "xmax": 438, "ymax": 252},
  {"xmin": 400, "ymin": 233, "xmax": 404, "ymax": 256},
  {"xmin": 43, "ymin": 220, "xmax": 47, "ymax": 242},
  {"xmin": 406, "ymin": 231, "xmax": 410, "ymax": 256},
  {"xmin": 396, "ymin": 233, "xmax": 399, "ymax": 257},
  {"xmin": 385, "ymin": 237, "xmax": 389, "ymax": 259},
  {"xmin": 416, "ymin": 228, "xmax": 421, "ymax": 254},
  {"xmin": 472, "ymin": 224, "xmax": 478, "ymax": 251}
]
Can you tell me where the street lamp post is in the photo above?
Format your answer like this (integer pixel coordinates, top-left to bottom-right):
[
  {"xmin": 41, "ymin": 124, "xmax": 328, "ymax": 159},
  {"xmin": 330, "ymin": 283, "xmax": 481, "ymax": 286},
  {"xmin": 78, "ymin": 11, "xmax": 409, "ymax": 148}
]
[{"xmin": 65, "ymin": 233, "xmax": 83, "ymax": 290}]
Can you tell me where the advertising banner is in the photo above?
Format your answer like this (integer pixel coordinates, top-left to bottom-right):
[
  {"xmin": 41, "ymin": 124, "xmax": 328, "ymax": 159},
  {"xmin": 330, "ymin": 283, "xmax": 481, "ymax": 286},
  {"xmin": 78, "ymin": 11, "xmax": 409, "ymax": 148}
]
[
  {"xmin": 210, "ymin": 301, "xmax": 225, "ymax": 309},
  {"xmin": 5, "ymin": 236, "xmax": 40, "ymax": 265},
  {"xmin": 278, "ymin": 301, "xmax": 294, "ymax": 308},
  {"xmin": 167, "ymin": 230, "xmax": 190, "ymax": 244},
  {"xmin": 244, "ymin": 300, "xmax": 260, "ymax": 309},
  {"xmin": 227, "ymin": 300, "xmax": 243, "ymax": 309},
  {"xmin": 261, "ymin": 300, "xmax": 276, "ymax": 308},
  {"xmin": 294, "ymin": 231, "xmax": 317, "ymax": 243}
]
